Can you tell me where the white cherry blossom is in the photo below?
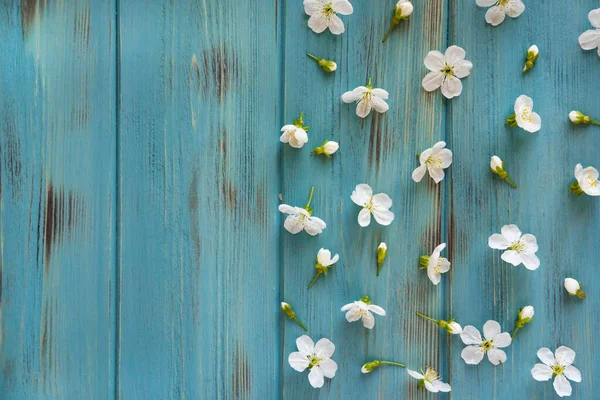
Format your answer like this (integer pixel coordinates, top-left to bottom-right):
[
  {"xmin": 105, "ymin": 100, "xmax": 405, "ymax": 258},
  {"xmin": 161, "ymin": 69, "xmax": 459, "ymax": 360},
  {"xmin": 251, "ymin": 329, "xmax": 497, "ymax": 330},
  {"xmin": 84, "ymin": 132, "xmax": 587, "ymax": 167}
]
[
  {"xmin": 279, "ymin": 205, "xmax": 326, "ymax": 235},
  {"xmin": 303, "ymin": 0, "xmax": 354, "ymax": 35},
  {"xmin": 460, "ymin": 320, "xmax": 512, "ymax": 365},
  {"xmin": 507, "ymin": 95, "xmax": 541, "ymax": 133},
  {"xmin": 289, "ymin": 335, "xmax": 338, "ymax": 388},
  {"xmin": 419, "ymin": 243, "xmax": 451, "ymax": 285},
  {"xmin": 422, "ymin": 45, "xmax": 472, "ymax": 99},
  {"xmin": 350, "ymin": 184, "xmax": 394, "ymax": 227},
  {"xmin": 571, "ymin": 164, "xmax": 600, "ymax": 196},
  {"xmin": 341, "ymin": 296, "xmax": 386, "ymax": 329},
  {"xmin": 579, "ymin": 8, "xmax": 600, "ymax": 57},
  {"xmin": 476, "ymin": 0, "xmax": 525, "ymax": 26},
  {"xmin": 488, "ymin": 224, "xmax": 540, "ymax": 270},
  {"xmin": 341, "ymin": 80, "xmax": 389, "ymax": 118},
  {"xmin": 531, "ymin": 346, "xmax": 582, "ymax": 397},
  {"xmin": 407, "ymin": 367, "xmax": 451, "ymax": 393},
  {"xmin": 412, "ymin": 141, "xmax": 453, "ymax": 183}
]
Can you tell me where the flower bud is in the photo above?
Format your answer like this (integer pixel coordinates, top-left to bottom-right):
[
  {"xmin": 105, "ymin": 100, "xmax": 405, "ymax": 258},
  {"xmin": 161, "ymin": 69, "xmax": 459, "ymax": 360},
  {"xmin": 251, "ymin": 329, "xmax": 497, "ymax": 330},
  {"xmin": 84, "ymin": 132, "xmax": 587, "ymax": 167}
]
[
  {"xmin": 323, "ymin": 141, "xmax": 339, "ymax": 155},
  {"xmin": 281, "ymin": 302, "xmax": 295, "ymax": 318},
  {"xmin": 395, "ymin": 0, "xmax": 414, "ymax": 18},
  {"xmin": 446, "ymin": 321, "xmax": 462, "ymax": 334},
  {"xmin": 564, "ymin": 278, "xmax": 586, "ymax": 298},
  {"xmin": 318, "ymin": 59, "xmax": 337, "ymax": 73},
  {"xmin": 523, "ymin": 45, "xmax": 539, "ymax": 73},
  {"xmin": 519, "ymin": 305, "xmax": 535, "ymax": 320},
  {"xmin": 528, "ymin": 45, "xmax": 539, "ymax": 57},
  {"xmin": 490, "ymin": 156, "xmax": 503, "ymax": 172},
  {"xmin": 376, "ymin": 242, "xmax": 388, "ymax": 276},
  {"xmin": 361, "ymin": 361, "xmax": 380, "ymax": 373},
  {"xmin": 569, "ymin": 111, "xmax": 590, "ymax": 124}
]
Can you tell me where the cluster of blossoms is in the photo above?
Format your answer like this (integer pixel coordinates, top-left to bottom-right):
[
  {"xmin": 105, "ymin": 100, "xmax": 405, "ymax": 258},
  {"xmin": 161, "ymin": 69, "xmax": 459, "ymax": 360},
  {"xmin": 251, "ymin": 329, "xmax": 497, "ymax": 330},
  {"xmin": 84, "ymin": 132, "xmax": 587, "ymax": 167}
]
[{"xmin": 276, "ymin": 0, "xmax": 594, "ymax": 396}]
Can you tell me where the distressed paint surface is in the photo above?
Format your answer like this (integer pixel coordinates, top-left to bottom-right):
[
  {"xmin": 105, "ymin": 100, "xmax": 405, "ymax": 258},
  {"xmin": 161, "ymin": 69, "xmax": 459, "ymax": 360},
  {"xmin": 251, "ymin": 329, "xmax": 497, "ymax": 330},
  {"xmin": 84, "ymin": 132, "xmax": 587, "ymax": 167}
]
[{"xmin": 0, "ymin": 0, "xmax": 598, "ymax": 399}]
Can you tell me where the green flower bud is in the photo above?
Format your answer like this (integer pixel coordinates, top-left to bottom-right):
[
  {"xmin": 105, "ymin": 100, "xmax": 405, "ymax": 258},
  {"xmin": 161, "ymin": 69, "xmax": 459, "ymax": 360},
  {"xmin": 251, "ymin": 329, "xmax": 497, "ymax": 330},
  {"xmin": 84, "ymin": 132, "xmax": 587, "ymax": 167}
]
[
  {"xmin": 376, "ymin": 242, "xmax": 388, "ymax": 276},
  {"xmin": 523, "ymin": 45, "xmax": 539, "ymax": 73},
  {"xmin": 306, "ymin": 53, "xmax": 337, "ymax": 73}
]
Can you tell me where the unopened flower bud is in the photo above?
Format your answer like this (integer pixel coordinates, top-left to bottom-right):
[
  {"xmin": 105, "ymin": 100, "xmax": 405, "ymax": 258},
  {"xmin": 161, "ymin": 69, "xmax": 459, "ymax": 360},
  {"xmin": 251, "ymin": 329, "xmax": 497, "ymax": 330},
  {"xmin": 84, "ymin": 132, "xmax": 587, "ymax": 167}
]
[
  {"xmin": 361, "ymin": 361, "xmax": 381, "ymax": 373},
  {"xmin": 569, "ymin": 111, "xmax": 590, "ymax": 124},
  {"xmin": 490, "ymin": 155, "xmax": 516, "ymax": 188},
  {"xmin": 312, "ymin": 140, "xmax": 339, "ymax": 157},
  {"xmin": 523, "ymin": 45, "xmax": 539, "ymax": 73},
  {"xmin": 306, "ymin": 52, "xmax": 337, "ymax": 73},
  {"xmin": 376, "ymin": 242, "xmax": 388, "ymax": 276},
  {"xmin": 394, "ymin": 0, "xmax": 414, "ymax": 19},
  {"xmin": 519, "ymin": 305, "xmax": 535, "ymax": 320},
  {"xmin": 280, "ymin": 301, "xmax": 308, "ymax": 330},
  {"xmin": 564, "ymin": 278, "xmax": 586, "ymax": 299}
]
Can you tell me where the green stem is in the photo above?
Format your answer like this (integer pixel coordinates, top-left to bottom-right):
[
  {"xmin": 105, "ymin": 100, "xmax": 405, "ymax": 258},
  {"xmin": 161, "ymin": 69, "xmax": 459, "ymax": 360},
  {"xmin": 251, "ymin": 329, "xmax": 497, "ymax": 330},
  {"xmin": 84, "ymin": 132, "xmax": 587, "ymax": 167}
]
[
  {"xmin": 381, "ymin": 22, "xmax": 395, "ymax": 43},
  {"xmin": 511, "ymin": 326, "xmax": 520, "ymax": 339},
  {"xmin": 377, "ymin": 263, "xmax": 382, "ymax": 276},
  {"xmin": 379, "ymin": 361, "xmax": 406, "ymax": 368},
  {"xmin": 505, "ymin": 176, "xmax": 517, "ymax": 188},
  {"xmin": 306, "ymin": 52, "xmax": 319, "ymax": 62},
  {"xmin": 415, "ymin": 311, "xmax": 438, "ymax": 324},
  {"xmin": 591, "ymin": 119, "xmax": 600, "ymax": 126},
  {"xmin": 305, "ymin": 186, "xmax": 315, "ymax": 209},
  {"xmin": 293, "ymin": 317, "xmax": 308, "ymax": 331},
  {"xmin": 307, "ymin": 271, "xmax": 321, "ymax": 289}
]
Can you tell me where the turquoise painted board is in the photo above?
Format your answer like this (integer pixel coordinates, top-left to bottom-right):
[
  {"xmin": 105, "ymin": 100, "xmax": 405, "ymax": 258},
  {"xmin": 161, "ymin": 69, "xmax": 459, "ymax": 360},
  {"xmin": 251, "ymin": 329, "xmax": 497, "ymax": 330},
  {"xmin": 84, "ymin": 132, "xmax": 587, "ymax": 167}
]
[
  {"xmin": 0, "ymin": 1, "xmax": 117, "ymax": 399},
  {"xmin": 1, "ymin": 0, "xmax": 599, "ymax": 399}
]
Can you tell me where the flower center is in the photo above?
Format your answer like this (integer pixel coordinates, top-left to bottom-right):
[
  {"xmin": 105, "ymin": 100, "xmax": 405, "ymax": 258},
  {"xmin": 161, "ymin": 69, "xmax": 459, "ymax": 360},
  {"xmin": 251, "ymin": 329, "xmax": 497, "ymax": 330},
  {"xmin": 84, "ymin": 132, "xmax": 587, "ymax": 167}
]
[
  {"xmin": 423, "ymin": 367, "xmax": 439, "ymax": 382},
  {"xmin": 365, "ymin": 196, "xmax": 375, "ymax": 212},
  {"xmin": 308, "ymin": 355, "xmax": 323, "ymax": 369},
  {"xmin": 322, "ymin": 3, "xmax": 335, "ymax": 17},
  {"xmin": 509, "ymin": 241, "xmax": 525, "ymax": 252},
  {"xmin": 441, "ymin": 63, "xmax": 454, "ymax": 77},
  {"xmin": 426, "ymin": 156, "xmax": 443, "ymax": 170},
  {"xmin": 520, "ymin": 106, "xmax": 533, "ymax": 123},
  {"xmin": 586, "ymin": 173, "xmax": 598, "ymax": 187},
  {"xmin": 481, "ymin": 340, "xmax": 493, "ymax": 351},
  {"xmin": 433, "ymin": 257, "xmax": 447, "ymax": 275},
  {"xmin": 552, "ymin": 365, "xmax": 564, "ymax": 377}
]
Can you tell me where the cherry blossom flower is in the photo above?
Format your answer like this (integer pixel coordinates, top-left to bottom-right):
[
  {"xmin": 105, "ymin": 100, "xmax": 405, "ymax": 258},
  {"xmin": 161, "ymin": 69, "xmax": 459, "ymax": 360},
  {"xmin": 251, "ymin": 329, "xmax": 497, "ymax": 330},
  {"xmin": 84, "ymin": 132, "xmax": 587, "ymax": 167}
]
[
  {"xmin": 578, "ymin": 8, "xmax": 600, "ymax": 57},
  {"xmin": 303, "ymin": 0, "xmax": 353, "ymax": 35},
  {"xmin": 511, "ymin": 305, "xmax": 534, "ymax": 338},
  {"xmin": 412, "ymin": 141, "xmax": 453, "ymax": 183},
  {"xmin": 382, "ymin": 0, "xmax": 414, "ymax": 42},
  {"xmin": 460, "ymin": 320, "xmax": 512, "ymax": 365},
  {"xmin": 350, "ymin": 184, "xmax": 394, "ymax": 227},
  {"xmin": 476, "ymin": 0, "xmax": 525, "ymax": 26},
  {"xmin": 280, "ymin": 112, "xmax": 309, "ymax": 148},
  {"xmin": 308, "ymin": 248, "xmax": 339, "ymax": 288},
  {"xmin": 341, "ymin": 295, "xmax": 386, "ymax": 329},
  {"xmin": 488, "ymin": 224, "xmax": 540, "ymax": 270},
  {"xmin": 569, "ymin": 164, "xmax": 600, "ymax": 196},
  {"xmin": 531, "ymin": 346, "xmax": 582, "ymax": 397},
  {"xmin": 342, "ymin": 79, "xmax": 389, "ymax": 118},
  {"xmin": 419, "ymin": 243, "xmax": 451, "ymax": 285},
  {"xmin": 279, "ymin": 186, "xmax": 326, "ymax": 235},
  {"xmin": 505, "ymin": 95, "xmax": 541, "ymax": 133},
  {"xmin": 289, "ymin": 335, "xmax": 338, "ymax": 388},
  {"xmin": 422, "ymin": 45, "xmax": 472, "ymax": 99},
  {"xmin": 407, "ymin": 367, "xmax": 451, "ymax": 393}
]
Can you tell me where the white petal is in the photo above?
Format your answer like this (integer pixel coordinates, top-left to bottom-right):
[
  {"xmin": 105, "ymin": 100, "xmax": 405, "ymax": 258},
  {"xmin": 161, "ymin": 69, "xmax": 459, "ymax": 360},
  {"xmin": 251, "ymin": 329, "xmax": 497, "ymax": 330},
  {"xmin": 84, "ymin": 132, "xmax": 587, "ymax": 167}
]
[
  {"xmin": 424, "ymin": 381, "xmax": 439, "ymax": 393},
  {"xmin": 371, "ymin": 96, "xmax": 389, "ymax": 113},
  {"xmin": 453, "ymin": 60, "xmax": 473, "ymax": 79},
  {"xmin": 521, "ymin": 253, "xmax": 540, "ymax": 270},
  {"xmin": 432, "ymin": 243, "xmax": 446, "ymax": 257},
  {"xmin": 342, "ymin": 86, "xmax": 368, "ymax": 103},
  {"xmin": 319, "ymin": 359, "xmax": 338, "ymax": 379},
  {"xmin": 356, "ymin": 97, "xmax": 373, "ymax": 118},
  {"xmin": 555, "ymin": 346, "xmax": 576, "ymax": 366},
  {"xmin": 303, "ymin": 0, "xmax": 320, "ymax": 15},
  {"xmin": 345, "ymin": 309, "xmax": 362, "ymax": 322},
  {"xmin": 483, "ymin": 320, "xmax": 501, "ymax": 340},
  {"xmin": 372, "ymin": 193, "xmax": 392, "ymax": 208},
  {"xmin": 284, "ymin": 215, "xmax": 305, "ymax": 234},
  {"xmin": 373, "ymin": 208, "xmax": 394, "ymax": 226},
  {"xmin": 505, "ymin": 0, "xmax": 525, "ymax": 18},
  {"xmin": 437, "ymin": 259, "xmax": 451, "ymax": 273},
  {"xmin": 460, "ymin": 326, "xmax": 482, "ymax": 345},
  {"xmin": 553, "ymin": 374, "xmax": 572, "ymax": 397},
  {"xmin": 362, "ymin": 312, "xmax": 375, "ymax": 329},
  {"xmin": 412, "ymin": 164, "xmax": 428, "ymax": 182},
  {"xmin": 332, "ymin": 0, "xmax": 353, "ymax": 15},
  {"xmin": 304, "ymin": 217, "xmax": 326, "ymax": 235},
  {"xmin": 428, "ymin": 166, "xmax": 445, "ymax": 183},
  {"xmin": 563, "ymin": 366, "xmax": 581, "ymax": 382},
  {"xmin": 422, "ymin": 71, "xmax": 444, "ymax": 92},
  {"xmin": 329, "ymin": 253, "xmax": 339, "ymax": 264},
  {"xmin": 427, "ymin": 266, "xmax": 442, "ymax": 285},
  {"xmin": 487, "ymin": 349, "xmax": 507, "ymax": 365},
  {"xmin": 433, "ymin": 381, "xmax": 452, "ymax": 392},
  {"xmin": 296, "ymin": 335, "xmax": 315, "ymax": 354},
  {"xmin": 308, "ymin": 367, "xmax": 325, "ymax": 388},
  {"xmin": 317, "ymin": 249, "xmax": 331, "ymax": 266},
  {"xmin": 278, "ymin": 204, "xmax": 296, "ymax": 215},
  {"xmin": 521, "ymin": 112, "xmax": 541, "ymax": 133},
  {"xmin": 488, "ymin": 234, "xmax": 511, "ymax": 249},
  {"xmin": 424, "ymin": 50, "xmax": 445, "ymax": 71},
  {"xmin": 314, "ymin": 338, "xmax": 335, "ymax": 359},
  {"xmin": 368, "ymin": 305, "xmax": 386, "ymax": 316},
  {"xmin": 574, "ymin": 164, "xmax": 584, "ymax": 180},
  {"xmin": 537, "ymin": 347, "xmax": 556, "ymax": 366},
  {"xmin": 340, "ymin": 302, "xmax": 355, "ymax": 311},
  {"xmin": 279, "ymin": 132, "xmax": 290, "ymax": 143},
  {"xmin": 351, "ymin": 183, "xmax": 372, "ymax": 205},
  {"xmin": 531, "ymin": 363, "xmax": 553, "ymax": 381},
  {"xmin": 358, "ymin": 208, "xmax": 371, "ymax": 227},
  {"xmin": 520, "ymin": 234, "xmax": 538, "ymax": 253},
  {"xmin": 308, "ymin": 14, "xmax": 329, "ymax": 34},
  {"xmin": 294, "ymin": 128, "xmax": 308, "ymax": 144},
  {"xmin": 476, "ymin": 0, "xmax": 497, "ymax": 6},
  {"xmin": 590, "ymin": 9, "xmax": 600, "ymax": 28},
  {"xmin": 371, "ymin": 88, "xmax": 389, "ymax": 99},
  {"xmin": 407, "ymin": 369, "xmax": 424, "ymax": 379},
  {"xmin": 514, "ymin": 95, "xmax": 533, "ymax": 114},
  {"xmin": 328, "ymin": 14, "xmax": 345, "ymax": 35},
  {"xmin": 440, "ymin": 76, "xmax": 463, "ymax": 99},
  {"xmin": 501, "ymin": 224, "xmax": 522, "ymax": 241},
  {"xmin": 461, "ymin": 345, "xmax": 485, "ymax": 365},
  {"xmin": 485, "ymin": 6, "xmax": 506, "ymax": 26},
  {"xmin": 445, "ymin": 45, "xmax": 466, "ymax": 65},
  {"xmin": 438, "ymin": 148, "xmax": 453, "ymax": 168},
  {"xmin": 289, "ymin": 352, "xmax": 310, "ymax": 372},
  {"xmin": 501, "ymin": 250, "xmax": 522, "ymax": 266},
  {"xmin": 492, "ymin": 332, "xmax": 512, "ymax": 348}
]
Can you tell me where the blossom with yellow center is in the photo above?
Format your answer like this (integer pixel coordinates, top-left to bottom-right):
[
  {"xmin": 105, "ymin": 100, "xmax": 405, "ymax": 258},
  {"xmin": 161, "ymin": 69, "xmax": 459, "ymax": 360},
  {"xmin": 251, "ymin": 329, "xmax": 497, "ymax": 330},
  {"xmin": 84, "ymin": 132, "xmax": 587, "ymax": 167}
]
[{"xmin": 488, "ymin": 224, "xmax": 540, "ymax": 270}]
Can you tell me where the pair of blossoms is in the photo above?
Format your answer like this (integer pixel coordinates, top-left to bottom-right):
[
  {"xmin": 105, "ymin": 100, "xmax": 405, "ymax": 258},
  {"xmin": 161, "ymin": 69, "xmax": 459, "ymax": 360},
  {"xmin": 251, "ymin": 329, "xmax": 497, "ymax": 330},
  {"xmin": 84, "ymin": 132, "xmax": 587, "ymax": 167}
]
[{"xmin": 280, "ymin": 112, "xmax": 339, "ymax": 158}]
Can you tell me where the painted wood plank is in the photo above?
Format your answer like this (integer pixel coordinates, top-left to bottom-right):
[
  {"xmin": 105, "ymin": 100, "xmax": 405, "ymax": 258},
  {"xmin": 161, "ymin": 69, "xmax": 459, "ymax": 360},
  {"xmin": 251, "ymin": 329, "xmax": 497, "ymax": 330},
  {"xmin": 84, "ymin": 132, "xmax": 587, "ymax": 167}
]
[
  {"xmin": 0, "ymin": 1, "xmax": 117, "ymax": 399},
  {"xmin": 448, "ymin": 0, "xmax": 600, "ymax": 398},
  {"xmin": 117, "ymin": 1, "xmax": 280, "ymax": 398},
  {"xmin": 279, "ymin": 1, "xmax": 450, "ymax": 398}
]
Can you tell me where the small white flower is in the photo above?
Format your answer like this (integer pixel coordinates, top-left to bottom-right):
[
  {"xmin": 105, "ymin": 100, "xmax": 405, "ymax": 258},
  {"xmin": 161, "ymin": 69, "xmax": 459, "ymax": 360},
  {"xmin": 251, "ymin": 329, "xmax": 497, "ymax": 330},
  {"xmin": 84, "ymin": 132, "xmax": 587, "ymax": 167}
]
[
  {"xmin": 578, "ymin": 8, "xmax": 600, "ymax": 57},
  {"xmin": 488, "ymin": 224, "xmax": 540, "ymax": 270},
  {"xmin": 572, "ymin": 164, "xmax": 600, "ymax": 196},
  {"xmin": 490, "ymin": 155, "xmax": 503, "ymax": 171},
  {"xmin": 564, "ymin": 278, "xmax": 586, "ymax": 299},
  {"xmin": 308, "ymin": 248, "xmax": 340, "ymax": 288},
  {"xmin": 419, "ymin": 243, "xmax": 451, "ymax": 285},
  {"xmin": 422, "ymin": 45, "xmax": 472, "ymax": 99},
  {"xmin": 280, "ymin": 112, "xmax": 309, "ymax": 148},
  {"xmin": 303, "ymin": 0, "xmax": 354, "ymax": 35},
  {"xmin": 341, "ymin": 79, "xmax": 389, "ymax": 118},
  {"xmin": 312, "ymin": 140, "xmax": 339, "ymax": 157},
  {"xmin": 460, "ymin": 320, "xmax": 512, "ymax": 365},
  {"xmin": 508, "ymin": 95, "xmax": 541, "ymax": 133},
  {"xmin": 531, "ymin": 346, "xmax": 582, "ymax": 397},
  {"xmin": 407, "ymin": 367, "xmax": 451, "ymax": 393},
  {"xmin": 279, "ymin": 204, "xmax": 326, "ymax": 235},
  {"xmin": 288, "ymin": 335, "xmax": 338, "ymax": 388},
  {"xmin": 412, "ymin": 141, "xmax": 453, "ymax": 183},
  {"xmin": 476, "ymin": 0, "xmax": 525, "ymax": 26},
  {"xmin": 395, "ymin": 0, "xmax": 414, "ymax": 17},
  {"xmin": 350, "ymin": 184, "xmax": 394, "ymax": 227},
  {"xmin": 341, "ymin": 296, "xmax": 386, "ymax": 329}
]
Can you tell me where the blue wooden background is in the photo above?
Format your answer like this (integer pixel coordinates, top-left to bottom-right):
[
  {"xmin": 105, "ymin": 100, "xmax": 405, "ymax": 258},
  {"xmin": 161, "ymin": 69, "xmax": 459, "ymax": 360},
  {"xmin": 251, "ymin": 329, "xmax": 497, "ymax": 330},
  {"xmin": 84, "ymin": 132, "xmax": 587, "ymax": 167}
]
[{"xmin": 0, "ymin": 0, "xmax": 598, "ymax": 399}]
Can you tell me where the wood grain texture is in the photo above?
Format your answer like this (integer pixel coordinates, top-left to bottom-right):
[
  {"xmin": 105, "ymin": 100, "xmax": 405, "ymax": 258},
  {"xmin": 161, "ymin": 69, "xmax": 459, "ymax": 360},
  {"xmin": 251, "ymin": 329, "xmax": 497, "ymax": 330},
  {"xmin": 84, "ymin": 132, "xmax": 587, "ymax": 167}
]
[
  {"xmin": 117, "ymin": 0, "xmax": 280, "ymax": 398},
  {"xmin": 0, "ymin": 1, "xmax": 117, "ymax": 399}
]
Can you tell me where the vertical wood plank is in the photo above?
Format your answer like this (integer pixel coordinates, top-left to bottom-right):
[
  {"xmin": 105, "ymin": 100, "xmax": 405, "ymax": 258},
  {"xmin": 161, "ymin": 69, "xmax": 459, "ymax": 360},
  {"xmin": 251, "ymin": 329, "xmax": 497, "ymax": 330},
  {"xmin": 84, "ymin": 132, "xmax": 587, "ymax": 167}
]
[
  {"xmin": 448, "ymin": 0, "xmax": 600, "ymax": 398},
  {"xmin": 117, "ymin": 0, "xmax": 280, "ymax": 398},
  {"xmin": 280, "ymin": 1, "xmax": 448, "ymax": 398},
  {"xmin": 0, "ymin": 1, "xmax": 116, "ymax": 398}
]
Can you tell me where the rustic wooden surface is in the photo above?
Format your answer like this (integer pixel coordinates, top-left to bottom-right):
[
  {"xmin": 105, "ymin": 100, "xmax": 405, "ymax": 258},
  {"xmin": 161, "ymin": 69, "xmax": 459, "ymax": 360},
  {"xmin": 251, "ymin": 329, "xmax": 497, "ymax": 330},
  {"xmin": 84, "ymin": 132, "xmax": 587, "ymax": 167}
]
[{"xmin": 0, "ymin": 0, "xmax": 598, "ymax": 399}]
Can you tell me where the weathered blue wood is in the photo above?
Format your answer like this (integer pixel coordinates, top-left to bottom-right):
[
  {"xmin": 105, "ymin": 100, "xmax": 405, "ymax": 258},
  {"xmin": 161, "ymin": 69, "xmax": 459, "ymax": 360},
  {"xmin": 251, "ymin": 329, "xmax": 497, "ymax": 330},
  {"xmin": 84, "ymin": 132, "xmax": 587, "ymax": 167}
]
[
  {"xmin": 448, "ymin": 0, "xmax": 600, "ymax": 399},
  {"xmin": 280, "ymin": 1, "xmax": 449, "ymax": 398},
  {"xmin": 0, "ymin": 1, "xmax": 117, "ymax": 399},
  {"xmin": 117, "ymin": 0, "xmax": 280, "ymax": 398}
]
